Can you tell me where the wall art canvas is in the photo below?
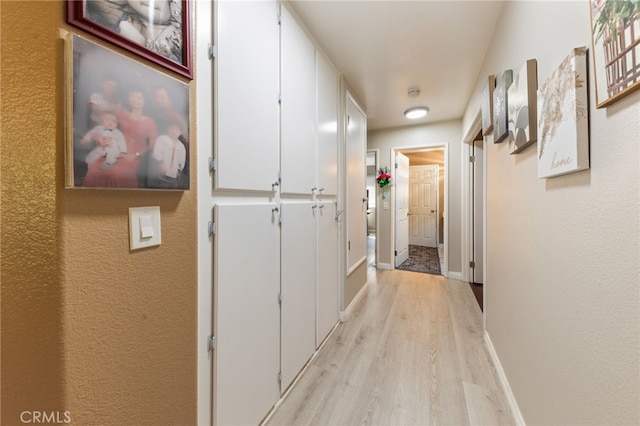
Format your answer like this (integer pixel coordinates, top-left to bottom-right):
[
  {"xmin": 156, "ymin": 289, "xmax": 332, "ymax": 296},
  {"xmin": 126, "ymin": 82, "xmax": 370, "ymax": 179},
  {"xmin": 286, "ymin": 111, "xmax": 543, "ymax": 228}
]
[
  {"xmin": 65, "ymin": 34, "xmax": 191, "ymax": 190},
  {"xmin": 493, "ymin": 69, "xmax": 513, "ymax": 143},
  {"xmin": 589, "ymin": 0, "xmax": 640, "ymax": 108},
  {"xmin": 507, "ymin": 59, "xmax": 538, "ymax": 154},
  {"xmin": 537, "ymin": 47, "xmax": 589, "ymax": 178},
  {"xmin": 481, "ymin": 75, "xmax": 496, "ymax": 136},
  {"xmin": 67, "ymin": 0, "xmax": 193, "ymax": 79}
]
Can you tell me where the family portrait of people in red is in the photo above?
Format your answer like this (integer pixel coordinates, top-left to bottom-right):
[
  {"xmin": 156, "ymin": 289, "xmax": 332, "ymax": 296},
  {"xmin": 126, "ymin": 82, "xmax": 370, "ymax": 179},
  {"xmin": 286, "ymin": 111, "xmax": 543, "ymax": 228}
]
[{"xmin": 69, "ymin": 34, "xmax": 189, "ymax": 190}]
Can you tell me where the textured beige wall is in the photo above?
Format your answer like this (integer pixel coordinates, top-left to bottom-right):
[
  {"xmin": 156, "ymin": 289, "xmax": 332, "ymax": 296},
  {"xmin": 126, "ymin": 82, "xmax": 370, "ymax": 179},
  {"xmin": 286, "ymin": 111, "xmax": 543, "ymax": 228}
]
[
  {"xmin": 1, "ymin": 2, "xmax": 197, "ymax": 425},
  {"xmin": 463, "ymin": 1, "xmax": 639, "ymax": 424}
]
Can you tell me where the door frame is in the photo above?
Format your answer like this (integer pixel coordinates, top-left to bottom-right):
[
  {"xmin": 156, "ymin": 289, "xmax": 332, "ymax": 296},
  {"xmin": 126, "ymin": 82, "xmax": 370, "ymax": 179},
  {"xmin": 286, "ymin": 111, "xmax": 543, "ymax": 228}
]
[
  {"xmin": 390, "ymin": 144, "xmax": 449, "ymax": 277},
  {"xmin": 461, "ymin": 109, "xmax": 487, "ymax": 327},
  {"xmin": 366, "ymin": 149, "xmax": 380, "ymax": 266}
]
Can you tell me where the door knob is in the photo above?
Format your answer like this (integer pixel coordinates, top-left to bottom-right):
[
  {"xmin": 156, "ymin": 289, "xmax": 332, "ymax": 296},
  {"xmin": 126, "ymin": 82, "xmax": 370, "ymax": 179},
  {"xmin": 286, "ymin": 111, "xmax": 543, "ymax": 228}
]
[{"xmin": 431, "ymin": 210, "xmax": 435, "ymax": 213}]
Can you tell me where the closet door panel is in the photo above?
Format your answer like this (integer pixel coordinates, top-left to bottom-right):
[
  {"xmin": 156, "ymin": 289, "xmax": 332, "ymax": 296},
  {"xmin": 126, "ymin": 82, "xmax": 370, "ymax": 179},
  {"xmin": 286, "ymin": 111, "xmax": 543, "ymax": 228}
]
[
  {"xmin": 216, "ymin": 0, "xmax": 280, "ymax": 191},
  {"xmin": 316, "ymin": 202, "xmax": 339, "ymax": 346},
  {"xmin": 317, "ymin": 52, "xmax": 339, "ymax": 196},
  {"xmin": 280, "ymin": 7, "xmax": 316, "ymax": 195},
  {"xmin": 280, "ymin": 202, "xmax": 317, "ymax": 391},
  {"xmin": 215, "ymin": 204, "xmax": 280, "ymax": 426}
]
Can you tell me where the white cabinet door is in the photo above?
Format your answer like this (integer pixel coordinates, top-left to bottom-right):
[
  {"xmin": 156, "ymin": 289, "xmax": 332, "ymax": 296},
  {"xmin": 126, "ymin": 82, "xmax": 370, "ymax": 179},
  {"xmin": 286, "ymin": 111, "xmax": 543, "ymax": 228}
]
[
  {"xmin": 216, "ymin": 0, "xmax": 280, "ymax": 191},
  {"xmin": 215, "ymin": 204, "xmax": 280, "ymax": 426},
  {"xmin": 280, "ymin": 202, "xmax": 317, "ymax": 391},
  {"xmin": 316, "ymin": 202, "xmax": 339, "ymax": 347},
  {"xmin": 317, "ymin": 51, "xmax": 338, "ymax": 196},
  {"xmin": 280, "ymin": 7, "xmax": 316, "ymax": 195}
]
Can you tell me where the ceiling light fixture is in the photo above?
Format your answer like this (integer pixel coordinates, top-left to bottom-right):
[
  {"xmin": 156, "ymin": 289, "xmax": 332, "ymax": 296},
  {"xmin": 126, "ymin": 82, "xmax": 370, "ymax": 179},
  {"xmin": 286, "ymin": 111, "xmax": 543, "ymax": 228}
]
[{"xmin": 404, "ymin": 106, "xmax": 429, "ymax": 119}]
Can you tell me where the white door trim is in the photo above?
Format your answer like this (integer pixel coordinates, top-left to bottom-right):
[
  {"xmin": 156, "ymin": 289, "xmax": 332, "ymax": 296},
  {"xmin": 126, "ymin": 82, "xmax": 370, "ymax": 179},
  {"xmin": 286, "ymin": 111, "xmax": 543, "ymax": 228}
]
[{"xmin": 196, "ymin": 0, "xmax": 214, "ymax": 424}]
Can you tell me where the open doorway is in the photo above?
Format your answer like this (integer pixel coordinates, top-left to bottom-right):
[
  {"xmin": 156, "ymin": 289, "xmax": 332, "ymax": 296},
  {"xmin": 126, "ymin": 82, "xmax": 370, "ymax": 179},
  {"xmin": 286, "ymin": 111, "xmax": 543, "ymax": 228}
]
[{"xmin": 392, "ymin": 145, "xmax": 448, "ymax": 276}]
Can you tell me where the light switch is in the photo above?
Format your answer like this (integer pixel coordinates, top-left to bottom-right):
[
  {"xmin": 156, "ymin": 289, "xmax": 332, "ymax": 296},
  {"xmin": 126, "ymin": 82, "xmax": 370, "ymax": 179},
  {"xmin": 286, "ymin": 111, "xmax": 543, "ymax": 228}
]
[
  {"xmin": 129, "ymin": 206, "xmax": 161, "ymax": 250},
  {"xmin": 139, "ymin": 215, "xmax": 154, "ymax": 239},
  {"xmin": 383, "ymin": 201, "xmax": 389, "ymax": 210}
]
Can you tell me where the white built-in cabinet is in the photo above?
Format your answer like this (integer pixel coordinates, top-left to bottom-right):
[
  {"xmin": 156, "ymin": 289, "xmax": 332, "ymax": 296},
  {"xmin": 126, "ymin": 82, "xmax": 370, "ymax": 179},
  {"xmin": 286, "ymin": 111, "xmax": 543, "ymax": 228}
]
[
  {"xmin": 214, "ymin": 2, "xmax": 339, "ymax": 424},
  {"xmin": 280, "ymin": 7, "xmax": 316, "ymax": 195},
  {"xmin": 216, "ymin": 0, "xmax": 280, "ymax": 191},
  {"xmin": 214, "ymin": 204, "xmax": 280, "ymax": 426},
  {"xmin": 280, "ymin": 202, "xmax": 317, "ymax": 390}
]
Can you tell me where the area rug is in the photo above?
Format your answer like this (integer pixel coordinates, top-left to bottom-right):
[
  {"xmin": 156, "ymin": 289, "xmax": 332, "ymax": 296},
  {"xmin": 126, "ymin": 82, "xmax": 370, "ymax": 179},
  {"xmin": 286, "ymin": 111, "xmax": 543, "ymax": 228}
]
[{"xmin": 397, "ymin": 245, "xmax": 441, "ymax": 275}]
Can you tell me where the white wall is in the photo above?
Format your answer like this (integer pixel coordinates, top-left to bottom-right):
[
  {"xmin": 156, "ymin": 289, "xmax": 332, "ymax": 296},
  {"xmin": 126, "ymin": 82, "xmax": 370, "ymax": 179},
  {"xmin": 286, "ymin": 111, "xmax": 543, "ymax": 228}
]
[
  {"xmin": 367, "ymin": 120, "xmax": 463, "ymax": 275},
  {"xmin": 463, "ymin": 2, "xmax": 640, "ymax": 424}
]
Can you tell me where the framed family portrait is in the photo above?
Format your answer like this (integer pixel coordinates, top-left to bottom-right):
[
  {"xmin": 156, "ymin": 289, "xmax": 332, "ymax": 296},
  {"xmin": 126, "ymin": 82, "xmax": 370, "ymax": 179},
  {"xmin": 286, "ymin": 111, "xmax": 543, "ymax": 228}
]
[
  {"xmin": 67, "ymin": 0, "xmax": 193, "ymax": 79},
  {"xmin": 589, "ymin": 0, "xmax": 640, "ymax": 107},
  {"xmin": 65, "ymin": 34, "xmax": 191, "ymax": 190}
]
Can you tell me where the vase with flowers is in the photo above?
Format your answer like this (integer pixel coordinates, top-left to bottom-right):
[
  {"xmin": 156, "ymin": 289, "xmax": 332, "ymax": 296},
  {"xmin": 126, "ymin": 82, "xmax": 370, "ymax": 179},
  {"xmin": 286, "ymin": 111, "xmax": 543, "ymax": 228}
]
[{"xmin": 376, "ymin": 167, "xmax": 392, "ymax": 198}]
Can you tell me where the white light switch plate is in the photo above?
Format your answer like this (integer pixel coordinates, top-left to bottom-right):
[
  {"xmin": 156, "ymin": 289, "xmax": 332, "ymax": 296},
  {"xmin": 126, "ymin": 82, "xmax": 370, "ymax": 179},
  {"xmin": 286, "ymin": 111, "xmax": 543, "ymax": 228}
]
[{"xmin": 129, "ymin": 206, "xmax": 161, "ymax": 250}]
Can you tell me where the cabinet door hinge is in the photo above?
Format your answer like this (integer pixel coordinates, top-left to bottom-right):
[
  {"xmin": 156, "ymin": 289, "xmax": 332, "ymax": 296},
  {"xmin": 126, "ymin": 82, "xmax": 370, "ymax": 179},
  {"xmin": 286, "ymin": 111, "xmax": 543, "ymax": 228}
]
[
  {"xmin": 277, "ymin": 371, "xmax": 282, "ymax": 383},
  {"xmin": 470, "ymin": 261, "xmax": 476, "ymax": 268},
  {"xmin": 277, "ymin": 292, "xmax": 282, "ymax": 304},
  {"xmin": 469, "ymin": 155, "xmax": 476, "ymax": 163},
  {"xmin": 209, "ymin": 157, "xmax": 217, "ymax": 173},
  {"xmin": 208, "ymin": 44, "xmax": 216, "ymax": 60},
  {"xmin": 395, "ymin": 250, "xmax": 398, "ymax": 256},
  {"xmin": 207, "ymin": 335, "xmax": 216, "ymax": 351},
  {"xmin": 208, "ymin": 221, "xmax": 217, "ymax": 237}
]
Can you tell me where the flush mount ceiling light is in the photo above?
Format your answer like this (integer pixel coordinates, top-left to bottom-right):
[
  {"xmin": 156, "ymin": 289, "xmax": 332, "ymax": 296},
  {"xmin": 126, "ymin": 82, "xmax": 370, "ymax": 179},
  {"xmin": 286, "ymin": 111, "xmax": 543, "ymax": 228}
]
[{"xmin": 404, "ymin": 106, "xmax": 429, "ymax": 119}]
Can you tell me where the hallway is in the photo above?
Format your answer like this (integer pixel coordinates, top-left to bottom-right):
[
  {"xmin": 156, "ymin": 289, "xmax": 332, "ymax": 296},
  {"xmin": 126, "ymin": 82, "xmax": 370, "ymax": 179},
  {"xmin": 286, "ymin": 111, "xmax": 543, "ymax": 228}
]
[{"xmin": 264, "ymin": 269, "xmax": 513, "ymax": 425}]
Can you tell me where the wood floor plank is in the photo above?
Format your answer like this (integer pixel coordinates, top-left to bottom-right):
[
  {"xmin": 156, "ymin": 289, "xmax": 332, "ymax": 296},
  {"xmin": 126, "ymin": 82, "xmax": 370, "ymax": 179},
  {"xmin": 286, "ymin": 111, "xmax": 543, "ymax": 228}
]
[{"xmin": 264, "ymin": 269, "xmax": 515, "ymax": 426}]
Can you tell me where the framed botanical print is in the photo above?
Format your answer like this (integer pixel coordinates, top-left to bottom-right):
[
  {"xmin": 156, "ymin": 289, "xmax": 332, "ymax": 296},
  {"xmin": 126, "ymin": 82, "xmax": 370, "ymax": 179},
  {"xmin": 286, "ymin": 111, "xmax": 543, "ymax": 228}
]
[
  {"xmin": 67, "ymin": 0, "xmax": 193, "ymax": 79},
  {"xmin": 537, "ymin": 47, "xmax": 589, "ymax": 178},
  {"xmin": 65, "ymin": 34, "xmax": 191, "ymax": 190},
  {"xmin": 507, "ymin": 59, "xmax": 538, "ymax": 154},
  {"xmin": 589, "ymin": 0, "xmax": 640, "ymax": 107},
  {"xmin": 493, "ymin": 69, "xmax": 513, "ymax": 143}
]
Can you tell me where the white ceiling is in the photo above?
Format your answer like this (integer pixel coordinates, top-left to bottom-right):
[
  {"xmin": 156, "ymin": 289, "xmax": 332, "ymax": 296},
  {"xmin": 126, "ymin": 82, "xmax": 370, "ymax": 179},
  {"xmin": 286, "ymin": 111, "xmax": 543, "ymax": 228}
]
[{"xmin": 287, "ymin": 0, "xmax": 505, "ymax": 130}]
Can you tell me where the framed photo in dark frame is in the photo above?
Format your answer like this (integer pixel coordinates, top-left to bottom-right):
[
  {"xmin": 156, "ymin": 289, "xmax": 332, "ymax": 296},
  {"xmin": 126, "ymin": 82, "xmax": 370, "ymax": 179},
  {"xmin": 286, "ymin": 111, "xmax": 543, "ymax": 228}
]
[
  {"xmin": 67, "ymin": 0, "xmax": 193, "ymax": 79},
  {"xmin": 65, "ymin": 34, "xmax": 191, "ymax": 190}
]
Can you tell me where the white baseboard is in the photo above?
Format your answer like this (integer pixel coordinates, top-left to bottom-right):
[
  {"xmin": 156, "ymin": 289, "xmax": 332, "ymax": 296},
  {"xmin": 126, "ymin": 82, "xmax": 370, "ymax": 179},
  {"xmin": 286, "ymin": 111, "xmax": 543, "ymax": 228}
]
[
  {"xmin": 339, "ymin": 280, "xmax": 369, "ymax": 322},
  {"xmin": 377, "ymin": 262, "xmax": 393, "ymax": 270},
  {"xmin": 484, "ymin": 331, "xmax": 526, "ymax": 426},
  {"xmin": 447, "ymin": 271, "xmax": 463, "ymax": 281}
]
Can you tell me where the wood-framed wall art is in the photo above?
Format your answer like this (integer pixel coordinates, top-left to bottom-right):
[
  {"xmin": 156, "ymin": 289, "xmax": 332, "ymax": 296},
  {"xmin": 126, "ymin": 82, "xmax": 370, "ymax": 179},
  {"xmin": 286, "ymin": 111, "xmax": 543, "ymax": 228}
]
[
  {"xmin": 492, "ymin": 69, "xmax": 513, "ymax": 143},
  {"xmin": 537, "ymin": 47, "xmax": 589, "ymax": 179},
  {"xmin": 589, "ymin": 0, "xmax": 640, "ymax": 107},
  {"xmin": 507, "ymin": 59, "xmax": 538, "ymax": 154},
  {"xmin": 67, "ymin": 0, "xmax": 193, "ymax": 79},
  {"xmin": 65, "ymin": 33, "xmax": 191, "ymax": 190},
  {"xmin": 480, "ymin": 75, "xmax": 496, "ymax": 136}
]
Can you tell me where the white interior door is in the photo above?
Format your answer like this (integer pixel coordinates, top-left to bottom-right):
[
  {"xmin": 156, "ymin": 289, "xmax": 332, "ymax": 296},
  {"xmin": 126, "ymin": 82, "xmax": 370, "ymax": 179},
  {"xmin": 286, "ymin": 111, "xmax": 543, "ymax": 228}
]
[
  {"xmin": 395, "ymin": 152, "xmax": 410, "ymax": 267},
  {"xmin": 409, "ymin": 165, "xmax": 438, "ymax": 247},
  {"xmin": 214, "ymin": 204, "xmax": 280, "ymax": 426},
  {"xmin": 280, "ymin": 202, "xmax": 317, "ymax": 391},
  {"xmin": 472, "ymin": 139, "xmax": 484, "ymax": 284},
  {"xmin": 346, "ymin": 94, "xmax": 367, "ymax": 275}
]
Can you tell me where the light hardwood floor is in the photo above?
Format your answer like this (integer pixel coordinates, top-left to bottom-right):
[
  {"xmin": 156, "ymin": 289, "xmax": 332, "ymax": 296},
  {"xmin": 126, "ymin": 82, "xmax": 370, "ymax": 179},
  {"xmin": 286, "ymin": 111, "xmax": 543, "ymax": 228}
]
[{"xmin": 263, "ymin": 267, "xmax": 514, "ymax": 426}]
